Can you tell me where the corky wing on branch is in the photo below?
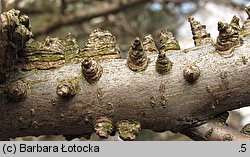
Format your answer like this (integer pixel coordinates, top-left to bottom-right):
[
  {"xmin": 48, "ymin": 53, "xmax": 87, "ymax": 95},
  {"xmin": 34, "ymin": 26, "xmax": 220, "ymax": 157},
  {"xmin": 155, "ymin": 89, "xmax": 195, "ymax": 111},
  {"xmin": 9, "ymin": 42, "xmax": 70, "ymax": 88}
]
[{"xmin": 0, "ymin": 8, "xmax": 250, "ymax": 141}]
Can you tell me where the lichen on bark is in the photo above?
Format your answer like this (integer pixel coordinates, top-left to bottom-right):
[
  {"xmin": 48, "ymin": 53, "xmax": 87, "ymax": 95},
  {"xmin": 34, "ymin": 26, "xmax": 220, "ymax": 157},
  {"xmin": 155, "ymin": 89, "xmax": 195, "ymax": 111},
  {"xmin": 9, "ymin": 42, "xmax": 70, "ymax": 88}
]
[{"xmin": 80, "ymin": 28, "xmax": 121, "ymax": 59}]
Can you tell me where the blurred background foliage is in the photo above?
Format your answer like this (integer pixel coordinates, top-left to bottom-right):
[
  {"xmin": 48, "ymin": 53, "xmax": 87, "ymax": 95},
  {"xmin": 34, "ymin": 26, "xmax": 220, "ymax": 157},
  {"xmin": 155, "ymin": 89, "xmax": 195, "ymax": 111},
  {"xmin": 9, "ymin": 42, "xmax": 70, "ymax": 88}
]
[
  {"xmin": 2, "ymin": 0, "xmax": 249, "ymax": 51},
  {"xmin": 1, "ymin": 0, "xmax": 250, "ymax": 140}
]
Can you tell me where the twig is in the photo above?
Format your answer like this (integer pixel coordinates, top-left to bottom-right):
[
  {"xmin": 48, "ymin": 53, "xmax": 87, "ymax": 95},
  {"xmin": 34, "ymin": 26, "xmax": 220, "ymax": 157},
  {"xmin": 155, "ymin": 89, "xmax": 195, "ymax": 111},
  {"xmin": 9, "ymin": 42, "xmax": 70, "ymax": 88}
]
[{"xmin": 181, "ymin": 120, "xmax": 250, "ymax": 141}]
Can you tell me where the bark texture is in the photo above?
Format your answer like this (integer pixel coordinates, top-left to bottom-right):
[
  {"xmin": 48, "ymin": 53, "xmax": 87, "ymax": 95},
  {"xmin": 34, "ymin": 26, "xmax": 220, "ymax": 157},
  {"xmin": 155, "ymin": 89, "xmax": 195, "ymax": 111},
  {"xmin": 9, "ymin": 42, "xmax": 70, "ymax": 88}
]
[{"xmin": 0, "ymin": 9, "xmax": 250, "ymax": 141}]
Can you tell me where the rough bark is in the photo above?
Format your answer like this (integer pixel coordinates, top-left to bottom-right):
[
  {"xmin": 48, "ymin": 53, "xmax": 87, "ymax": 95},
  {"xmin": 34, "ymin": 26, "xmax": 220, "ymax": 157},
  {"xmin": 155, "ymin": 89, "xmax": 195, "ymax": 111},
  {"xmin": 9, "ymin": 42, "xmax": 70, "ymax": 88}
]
[{"xmin": 0, "ymin": 9, "xmax": 250, "ymax": 141}]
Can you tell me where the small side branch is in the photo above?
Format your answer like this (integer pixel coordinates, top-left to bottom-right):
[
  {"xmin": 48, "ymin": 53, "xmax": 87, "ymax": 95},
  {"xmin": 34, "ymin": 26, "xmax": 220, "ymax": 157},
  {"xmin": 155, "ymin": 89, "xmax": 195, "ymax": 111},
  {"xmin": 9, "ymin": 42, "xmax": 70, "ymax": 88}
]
[{"xmin": 181, "ymin": 120, "xmax": 250, "ymax": 141}]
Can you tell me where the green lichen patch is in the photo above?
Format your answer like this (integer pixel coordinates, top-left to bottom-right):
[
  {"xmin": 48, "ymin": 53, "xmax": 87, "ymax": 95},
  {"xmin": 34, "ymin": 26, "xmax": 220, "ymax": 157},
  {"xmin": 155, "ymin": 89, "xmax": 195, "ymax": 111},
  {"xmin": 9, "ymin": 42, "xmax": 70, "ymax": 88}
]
[
  {"xmin": 80, "ymin": 28, "xmax": 120, "ymax": 59},
  {"xmin": 20, "ymin": 54, "xmax": 64, "ymax": 62},
  {"xmin": 240, "ymin": 123, "xmax": 250, "ymax": 136},
  {"xmin": 23, "ymin": 37, "xmax": 64, "ymax": 55},
  {"xmin": 18, "ymin": 37, "xmax": 65, "ymax": 70},
  {"xmin": 94, "ymin": 117, "xmax": 113, "ymax": 138},
  {"xmin": 17, "ymin": 60, "xmax": 65, "ymax": 70},
  {"xmin": 116, "ymin": 120, "xmax": 141, "ymax": 141}
]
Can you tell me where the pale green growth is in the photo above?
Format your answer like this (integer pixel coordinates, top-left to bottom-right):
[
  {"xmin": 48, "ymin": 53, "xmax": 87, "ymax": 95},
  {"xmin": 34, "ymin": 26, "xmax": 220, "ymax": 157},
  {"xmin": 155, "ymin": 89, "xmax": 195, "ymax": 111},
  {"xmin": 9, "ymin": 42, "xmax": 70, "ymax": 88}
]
[
  {"xmin": 127, "ymin": 37, "xmax": 148, "ymax": 71},
  {"xmin": 22, "ymin": 37, "xmax": 64, "ymax": 57},
  {"xmin": 80, "ymin": 28, "xmax": 120, "ymax": 58},
  {"xmin": 18, "ymin": 37, "xmax": 65, "ymax": 70},
  {"xmin": 116, "ymin": 120, "xmax": 141, "ymax": 141},
  {"xmin": 17, "ymin": 33, "xmax": 80, "ymax": 70},
  {"xmin": 94, "ymin": 117, "xmax": 113, "ymax": 138},
  {"xmin": 188, "ymin": 17, "xmax": 213, "ymax": 46}
]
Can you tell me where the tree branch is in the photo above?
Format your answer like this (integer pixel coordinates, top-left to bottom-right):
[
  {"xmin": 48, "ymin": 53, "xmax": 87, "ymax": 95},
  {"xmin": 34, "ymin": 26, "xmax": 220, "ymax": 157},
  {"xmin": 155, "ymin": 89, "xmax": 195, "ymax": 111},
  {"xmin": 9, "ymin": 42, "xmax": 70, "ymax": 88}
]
[
  {"xmin": 33, "ymin": 0, "xmax": 151, "ymax": 38},
  {"xmin": 1, "ymin": 9, "xmax": 250, "ymax": 141},
  {"xmin": 1, "ymin": 37, "xmax": 250, "ymax": 140}
]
